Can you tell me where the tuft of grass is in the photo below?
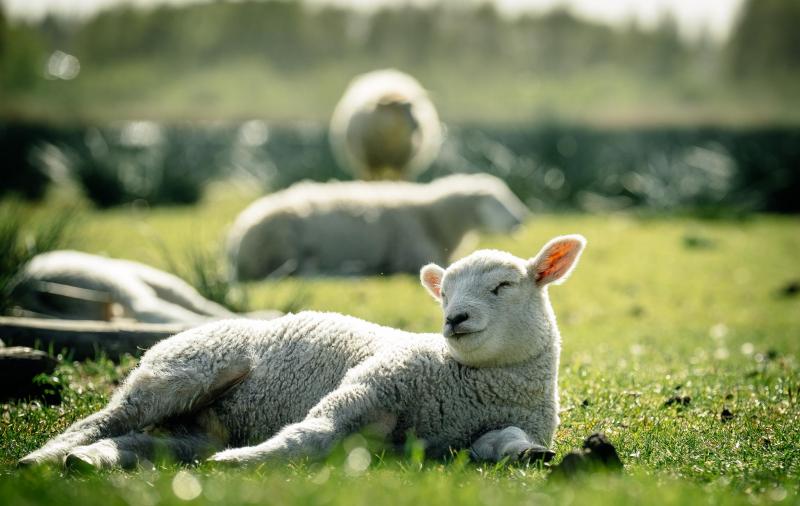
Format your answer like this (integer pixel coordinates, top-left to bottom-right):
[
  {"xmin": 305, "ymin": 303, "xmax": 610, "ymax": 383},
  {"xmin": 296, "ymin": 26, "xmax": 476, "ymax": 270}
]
[
  {"xmin": 157, "ymin": 242, "xmax": 249, "ymax": 314},
  {"xmin": 0, "ymin": 201, "xmax": 76, "ymax": 313},
  {"xmin": 182, "ymin": 247, "xmax": 249, "ymax": 313}
]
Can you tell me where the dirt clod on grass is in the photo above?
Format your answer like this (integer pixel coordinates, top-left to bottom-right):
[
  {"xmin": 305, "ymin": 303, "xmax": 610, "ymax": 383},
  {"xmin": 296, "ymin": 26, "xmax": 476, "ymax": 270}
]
[
  {"xmin": 778, "ymin": 280, "xmax": 800, "ymax": 298},
  {"xmin": 551, "ymin": 433, "xmax": 623, "ymax": 479},
  {"xmin": 664, "ymin": 395, "xmax": 691, "ymax": 407},
  {"xmin": 720, "ymin": 407, "xmax": 735, "ymax": 423}
]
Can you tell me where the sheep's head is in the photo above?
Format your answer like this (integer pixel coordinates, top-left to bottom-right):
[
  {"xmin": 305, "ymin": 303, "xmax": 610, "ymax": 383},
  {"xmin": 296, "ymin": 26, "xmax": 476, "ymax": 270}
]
[
  {"xmin": 475, "ymin": 191, "xmax": 529, "ymax": 234},
  {"xmin": 438, "ymin": 174, "xmax": 531, "ymax": 233},
  {"xmin": 420, "ymin": 235, "xmax": 586, "ymax": 367}
]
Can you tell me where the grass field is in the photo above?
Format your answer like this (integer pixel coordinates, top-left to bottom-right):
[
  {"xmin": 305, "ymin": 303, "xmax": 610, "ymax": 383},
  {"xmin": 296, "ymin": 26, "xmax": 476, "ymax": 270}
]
[
  {"xmin": 6, "ymin": 58, "xmax": 800, "ymax": 126},
  {"xmin": 1, "ymin": 187, "xmax": 799, "ymax": 505}
]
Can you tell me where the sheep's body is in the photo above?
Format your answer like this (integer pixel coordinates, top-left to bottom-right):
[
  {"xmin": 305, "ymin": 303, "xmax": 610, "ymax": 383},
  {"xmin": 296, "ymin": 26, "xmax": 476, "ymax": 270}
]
[
  {"xmin": 329, "ymin": 69, "xmax": 441, "ymax": 180},
  {"xmin": 21, "ymin": 236, "xmax": 585, "ymax": 469},
  {"xmin": 12, "ymin": 251, "xmax": 234, "ymax": 323},
  {"xmin": 228, "ymin": 174, "xmax": 530, "ymax": 280}
]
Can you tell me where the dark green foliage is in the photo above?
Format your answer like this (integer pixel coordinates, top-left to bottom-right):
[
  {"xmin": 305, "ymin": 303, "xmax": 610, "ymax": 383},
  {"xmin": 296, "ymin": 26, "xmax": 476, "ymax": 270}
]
[
  {"xmin": 425, "ymin": 123, "xmax": 800, "ymax": 213},
  {"xmin": 3, "ymin": 120, "xmax": 799, "ymax": 213},
  {"xmin": 0, "ymin": 122, "xmax": 66, "ymax": 200},
  {"xmin": 60, "ymin": 124, "xmax": 230, "ymax": 208}
]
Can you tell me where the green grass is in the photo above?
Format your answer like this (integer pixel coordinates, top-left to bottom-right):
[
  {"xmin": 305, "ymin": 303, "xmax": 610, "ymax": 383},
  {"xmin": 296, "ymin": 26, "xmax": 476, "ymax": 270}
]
[
  {"xmin": 1, "ymin": 186, "xmax": 799, "ymax": 504},
  {"xmin": 5, "ymin": 58, "xmax": 800, "ymax": 126}
]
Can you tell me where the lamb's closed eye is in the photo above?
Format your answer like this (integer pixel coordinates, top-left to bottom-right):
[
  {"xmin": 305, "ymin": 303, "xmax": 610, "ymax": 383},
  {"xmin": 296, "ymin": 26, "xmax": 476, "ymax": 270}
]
[{"xmin": 490, "ymin": 281, "xmax": 512, "ymax": 295}]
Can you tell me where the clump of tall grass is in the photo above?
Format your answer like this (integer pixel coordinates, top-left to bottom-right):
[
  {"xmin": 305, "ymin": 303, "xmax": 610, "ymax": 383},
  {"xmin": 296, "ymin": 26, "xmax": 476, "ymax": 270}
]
[
  {"xmin": 0, "ymin": 203, "xmax": 75, "ymax": 313},
  {"xmin": 156, "ymin": 242, "xmax": 249, "ymax": 314}
]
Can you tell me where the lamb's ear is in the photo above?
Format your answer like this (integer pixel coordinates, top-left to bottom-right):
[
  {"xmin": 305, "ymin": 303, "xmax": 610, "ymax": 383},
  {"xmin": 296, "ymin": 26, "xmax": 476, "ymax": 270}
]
[
  {"xmin": 420, "ymin": 263, "xmax": 445, "ymax": 301},
  {"xmin": 528, "ymin": 234, "xmax": 586, "ymax": 287}
]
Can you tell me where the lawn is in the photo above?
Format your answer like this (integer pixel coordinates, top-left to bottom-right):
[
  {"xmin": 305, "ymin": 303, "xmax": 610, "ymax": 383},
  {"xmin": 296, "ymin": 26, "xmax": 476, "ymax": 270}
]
[
  {"xmin": 1, "ymin": 187, "xmax": 799, "ymax": 505},
  {"xmin": 7, "ymin": 58, "xmax": 800, "ymax": 126}
]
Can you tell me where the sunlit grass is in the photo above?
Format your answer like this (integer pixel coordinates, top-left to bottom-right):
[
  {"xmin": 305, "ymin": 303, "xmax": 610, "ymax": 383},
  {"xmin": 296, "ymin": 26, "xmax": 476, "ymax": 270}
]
[
  {"xmin": 1, "ymin": 187, "xmax": 798, "ymax": 504},
  {"xmin": 6, "ymin": 59, "xmax": 800, "ymax": 125}
]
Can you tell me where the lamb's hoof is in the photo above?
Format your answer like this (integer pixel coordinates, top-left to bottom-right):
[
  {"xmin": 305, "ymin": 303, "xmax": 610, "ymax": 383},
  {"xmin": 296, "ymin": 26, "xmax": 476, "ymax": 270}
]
[
  {"xmin": 65, "ymin": 453, "xmax": 99, "ymax": 474},
  {"xmin": 519, "ymin": 446, "xmax": 556, "ymax": 464},
  {"xmin": 17, "ymin": 456, "xmax": 41, "ymax": 468},
  {"xmin": 207, "ymin": 452, "xmax": 243, "ymax": 467},
  {"xmin": 18, "ymin": 453, "xmax": 60, "ymax": 469}
]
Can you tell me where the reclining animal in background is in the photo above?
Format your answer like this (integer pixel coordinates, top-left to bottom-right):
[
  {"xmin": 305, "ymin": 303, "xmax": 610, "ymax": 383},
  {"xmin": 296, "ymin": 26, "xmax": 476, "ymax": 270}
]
[
  {"xmin": 10, "ymin": 251, "xmax": 235, "ymax": 324},
  {"xmin": 227, "ymin": 173, "xmax": 531, "ymax": 280},
  {"xmin": 20, "ymin": 234, "xmax": 585, "ymax": 469},
  {"xmin": 329, "ymin": 69, "xmax": 442, "ymax": 180}
]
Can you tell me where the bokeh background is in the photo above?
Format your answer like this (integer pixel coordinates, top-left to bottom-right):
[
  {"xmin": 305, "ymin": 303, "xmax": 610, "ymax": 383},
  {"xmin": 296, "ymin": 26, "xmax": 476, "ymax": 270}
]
[{"xmin": 1, "ymin": 0, "xmax": 798, "ymax": 214}]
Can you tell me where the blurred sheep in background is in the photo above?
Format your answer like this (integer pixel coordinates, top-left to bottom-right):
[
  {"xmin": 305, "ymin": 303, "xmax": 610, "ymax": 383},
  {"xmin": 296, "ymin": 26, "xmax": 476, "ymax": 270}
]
[
  {"xmin": 329, "ymin": 69, "xmax": 442, "ymax": 180},
  {"xmin": 227, "ymin": 173, "xmax": 530, "ymax": 280},
  {"xmin": 10, "ymin": 251, "xmax": 236, "ymax": 324}
]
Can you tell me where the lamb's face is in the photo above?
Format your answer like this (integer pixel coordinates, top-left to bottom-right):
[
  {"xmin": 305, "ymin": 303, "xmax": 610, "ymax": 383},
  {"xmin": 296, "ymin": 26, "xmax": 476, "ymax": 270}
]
[{"xmin": 420, "ymin": 235, "xmax": 586, "ymax": 367}]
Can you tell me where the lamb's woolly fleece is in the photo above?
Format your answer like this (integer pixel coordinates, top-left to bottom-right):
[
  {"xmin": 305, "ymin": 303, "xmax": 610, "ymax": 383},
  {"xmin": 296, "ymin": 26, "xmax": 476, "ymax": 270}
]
[
  {"xmin": 227, "ymin": 173, "xmax": 530, "ymax": 279},
  {"xmin": 329, "ymin": 69, "xmax": 441, "ymax": 179},
  {"xmin": 20, "ymin": 236, "xmax": 584, "ymax": 468},
  {"xmin": 12, "ymin": 250, "xmax": 234, "ymax": 323}
]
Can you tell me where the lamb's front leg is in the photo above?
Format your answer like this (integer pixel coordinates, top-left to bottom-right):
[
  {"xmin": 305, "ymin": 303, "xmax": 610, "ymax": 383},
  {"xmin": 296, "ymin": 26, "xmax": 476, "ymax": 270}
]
[
  {"xmin": 470, "ymin": 427, "xmax": 555, "ymax": 464},
  {"xmin": 209, "ymin": 381, "xmax": 381, "ymax": 466}
]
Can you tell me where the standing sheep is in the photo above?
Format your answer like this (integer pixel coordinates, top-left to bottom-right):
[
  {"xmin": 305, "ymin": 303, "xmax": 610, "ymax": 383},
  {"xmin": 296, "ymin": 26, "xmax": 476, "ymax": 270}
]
[
  {"xmin": 227, "ymin": 173, "xmax": 531, "ymax": 279},
  {"xmin": 329, "ymin": 69, "xmax": 442, "ymax": 180},
  {"xmin": 20, "ymin": 234, "xmax": 585, "ymax": 469},
  {"xmin": 10, "ymin": 251, "xmax": 235, "ymax": 324}
]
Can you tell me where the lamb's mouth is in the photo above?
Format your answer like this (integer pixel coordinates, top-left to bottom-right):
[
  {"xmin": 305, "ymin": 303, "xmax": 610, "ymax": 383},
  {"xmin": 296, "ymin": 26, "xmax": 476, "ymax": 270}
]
[{"xmin": 444, "ymin": 328, "xmax": 484, "ymax": 340}]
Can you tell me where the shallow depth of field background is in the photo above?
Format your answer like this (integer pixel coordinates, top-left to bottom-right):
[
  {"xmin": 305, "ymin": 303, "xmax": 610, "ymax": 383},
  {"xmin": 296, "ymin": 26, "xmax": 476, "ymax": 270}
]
[{"xmin": 1, "ymin": 0, "xmax": 799, "ymax": 505}]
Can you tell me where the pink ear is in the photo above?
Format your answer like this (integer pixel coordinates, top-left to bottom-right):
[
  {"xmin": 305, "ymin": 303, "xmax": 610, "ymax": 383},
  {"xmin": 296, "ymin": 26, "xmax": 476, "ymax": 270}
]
[
  {"xmin": 529, "ymin": 235, "xmax": 586, "ymax": 286},
  {"xmin": 420, "ymin": 264, "xmax": 445, "ymax": 300}
]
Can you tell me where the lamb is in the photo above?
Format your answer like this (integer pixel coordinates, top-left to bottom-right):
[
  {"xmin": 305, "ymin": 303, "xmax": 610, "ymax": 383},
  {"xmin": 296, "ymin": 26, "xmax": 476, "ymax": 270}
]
[
  {"xmin": 10, "ymin": 250, "xmax": 235, "ymax": 324},
  {"xmin": 227, "ymin": 173, "xmax": 531, "ymax": 280},
  {"xmin": 329, "ymin": 69, "xmax": 442, "ymax": 180},
  {"xmin": 19, "ymin": 234, "xmax": 585, "ymax": 469}
]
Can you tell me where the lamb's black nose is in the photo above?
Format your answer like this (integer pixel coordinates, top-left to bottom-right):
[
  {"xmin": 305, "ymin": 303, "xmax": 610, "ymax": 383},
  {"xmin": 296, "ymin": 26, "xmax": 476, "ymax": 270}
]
[{"xmin": 446, "ymin": 312, "xmax": 469, "ymax": 326}]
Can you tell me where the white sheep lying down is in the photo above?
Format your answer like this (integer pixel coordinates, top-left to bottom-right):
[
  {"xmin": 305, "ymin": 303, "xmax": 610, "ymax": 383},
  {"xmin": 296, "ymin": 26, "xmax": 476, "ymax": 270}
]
[
  {"xmin": 11, "ymin": 251, "xmax": 235, "ymax": 324},
  {"xmin": 227, "ymin": 173, "xmax": 531, "ymax": 279},
  {"xmin": 20, "ymin": 234, "xmax": 585, "ymax": 469},
  {"xmin": 329, "ymin": 69, "xmax": 442, "ymax": 180}
]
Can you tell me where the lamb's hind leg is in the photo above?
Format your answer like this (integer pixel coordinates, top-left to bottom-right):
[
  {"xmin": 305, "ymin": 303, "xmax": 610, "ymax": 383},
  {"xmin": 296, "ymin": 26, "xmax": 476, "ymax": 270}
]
[
  {"xmin": 65, "ymin": 430, "xmax": 222, "ymax": 471},
  {"xmin": 19, "ymin": 354, "xmax": 251, "ymax": 467}
]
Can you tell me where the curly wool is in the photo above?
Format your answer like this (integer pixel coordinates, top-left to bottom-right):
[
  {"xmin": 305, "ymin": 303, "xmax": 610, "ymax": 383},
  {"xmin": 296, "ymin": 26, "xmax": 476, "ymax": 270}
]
[{"xmin": 130, "ymin": 312, "xmax": 556, "ymax": 455}]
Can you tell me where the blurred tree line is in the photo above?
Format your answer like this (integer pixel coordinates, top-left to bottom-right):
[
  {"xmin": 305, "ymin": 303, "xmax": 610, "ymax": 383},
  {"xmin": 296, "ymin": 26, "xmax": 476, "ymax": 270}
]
[{"xmin": 1, "ymin": 0, "xmax": 798, "ymax": 94}]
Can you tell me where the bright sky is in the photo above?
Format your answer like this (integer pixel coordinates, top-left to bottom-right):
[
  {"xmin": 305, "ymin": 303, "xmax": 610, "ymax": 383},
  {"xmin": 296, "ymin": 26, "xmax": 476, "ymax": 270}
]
[{"xmin": 2, "ymin": 0, "xmax": 746, "ymax": 41}]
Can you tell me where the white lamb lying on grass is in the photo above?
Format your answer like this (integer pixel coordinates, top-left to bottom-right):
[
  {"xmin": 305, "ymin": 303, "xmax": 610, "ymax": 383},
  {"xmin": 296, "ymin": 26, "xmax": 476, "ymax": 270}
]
[
  {"xmin": 227, "ymin": 173, "xmax": 531, "ymax": 280},
  {"xmin": 20, "ymin": 234, "xmax": 585, "ymax": 469},
  {"xmin": 11, "ymin": 251, "xmax": 235, "ymax": 324},
  {"xmin": 329, "ymin": 69, "xmax": 442, "ymax": 180}
]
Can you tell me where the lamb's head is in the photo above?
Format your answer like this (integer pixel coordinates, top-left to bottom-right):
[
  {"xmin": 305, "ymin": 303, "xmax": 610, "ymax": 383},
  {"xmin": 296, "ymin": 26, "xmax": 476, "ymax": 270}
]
[
  {"xmin": 437, "ymin": 174, "xmax": 531, "ymax": 233},
  {"xmin": 420, "ymin": 235, "xmax": 585, "ymax": 367}
]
